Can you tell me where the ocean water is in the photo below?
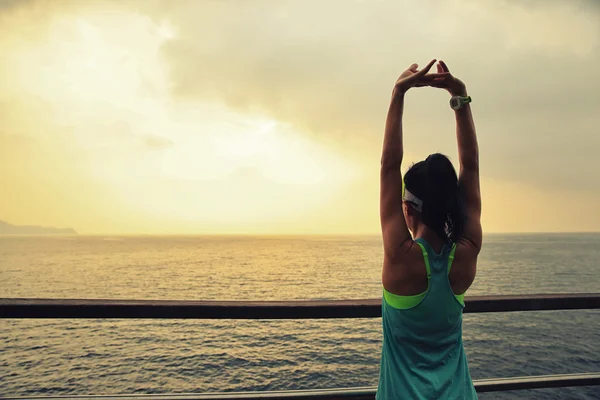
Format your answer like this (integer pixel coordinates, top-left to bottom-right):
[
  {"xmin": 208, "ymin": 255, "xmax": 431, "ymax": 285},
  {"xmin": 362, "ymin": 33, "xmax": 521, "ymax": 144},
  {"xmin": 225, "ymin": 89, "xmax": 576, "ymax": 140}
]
[{"xmin": 0, "ymin": 234, "xmax": 599, "ymax": 399}]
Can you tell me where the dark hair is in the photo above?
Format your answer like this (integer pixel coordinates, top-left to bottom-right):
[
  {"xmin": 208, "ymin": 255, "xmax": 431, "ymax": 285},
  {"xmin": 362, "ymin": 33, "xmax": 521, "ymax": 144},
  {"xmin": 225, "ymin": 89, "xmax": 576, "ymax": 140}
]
[{"xmin": 403, "ymin": 153, "xmax": 465, "ymax": 244}]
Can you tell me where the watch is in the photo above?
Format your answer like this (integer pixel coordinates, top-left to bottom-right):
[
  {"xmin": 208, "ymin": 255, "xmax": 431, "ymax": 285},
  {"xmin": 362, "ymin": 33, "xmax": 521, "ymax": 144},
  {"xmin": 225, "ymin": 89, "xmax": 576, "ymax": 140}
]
[{"xmin": 450, "ymin": 95, "xmax": 472, "ymax": 110}]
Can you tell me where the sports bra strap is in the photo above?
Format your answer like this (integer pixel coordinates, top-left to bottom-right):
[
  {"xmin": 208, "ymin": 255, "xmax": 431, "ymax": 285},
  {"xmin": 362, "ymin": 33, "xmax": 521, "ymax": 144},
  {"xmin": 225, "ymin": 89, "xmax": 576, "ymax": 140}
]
[{"xmin": 447, "ymin": 244, "xmax": 456, "ymax": 274}]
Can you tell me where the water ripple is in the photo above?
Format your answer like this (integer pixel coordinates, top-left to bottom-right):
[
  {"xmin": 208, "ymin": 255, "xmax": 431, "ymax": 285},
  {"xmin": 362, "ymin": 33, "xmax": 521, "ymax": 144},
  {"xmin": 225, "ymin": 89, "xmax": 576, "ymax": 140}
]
[{"xmin": 1, "ymin": 234, "xmax": 600, "ymax": 400}]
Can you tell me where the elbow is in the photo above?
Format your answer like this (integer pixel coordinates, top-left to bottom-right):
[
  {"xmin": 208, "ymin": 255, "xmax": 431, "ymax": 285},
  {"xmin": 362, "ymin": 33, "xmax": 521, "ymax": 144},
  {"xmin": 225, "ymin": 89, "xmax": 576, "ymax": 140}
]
[{"xmin": 464, "ymin": 237, "xmax": 483, "ymax": 255}]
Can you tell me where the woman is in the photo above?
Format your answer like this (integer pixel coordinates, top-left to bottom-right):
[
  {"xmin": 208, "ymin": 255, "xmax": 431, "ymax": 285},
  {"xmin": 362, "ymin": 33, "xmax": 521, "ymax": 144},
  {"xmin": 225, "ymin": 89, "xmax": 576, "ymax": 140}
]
[{"xmin": 377, "ymin": 59, "xmax": 482, "ymax": 399}]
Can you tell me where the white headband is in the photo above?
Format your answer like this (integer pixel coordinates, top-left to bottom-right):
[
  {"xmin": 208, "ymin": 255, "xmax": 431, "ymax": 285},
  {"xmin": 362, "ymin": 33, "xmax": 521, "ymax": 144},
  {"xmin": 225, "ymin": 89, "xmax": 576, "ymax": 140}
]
[{"xmin": 403, "ymin": 189, "xmax": 423, "ymax": 212}]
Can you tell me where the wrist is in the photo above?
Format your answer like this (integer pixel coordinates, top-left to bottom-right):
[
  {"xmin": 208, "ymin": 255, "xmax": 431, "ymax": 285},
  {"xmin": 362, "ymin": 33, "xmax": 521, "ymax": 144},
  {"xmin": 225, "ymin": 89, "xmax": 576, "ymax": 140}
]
[
  {"xmin": 392, "ymin": 86, "xmax": 408, "ymax": 98},
  {"xmin": 391, "ymin": 88, "xmax": 407, "ymax": 104},
  {"xmin": 450, "ymin": 86, "xmax": 468, "ymax": 97}
]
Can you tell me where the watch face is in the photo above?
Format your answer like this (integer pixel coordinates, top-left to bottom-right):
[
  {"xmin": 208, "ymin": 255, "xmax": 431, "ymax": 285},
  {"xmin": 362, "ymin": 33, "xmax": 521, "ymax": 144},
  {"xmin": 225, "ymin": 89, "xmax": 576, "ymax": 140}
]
[{"xmin": 450, "ymin": 98, "xmax": 459, "ymax": 108}]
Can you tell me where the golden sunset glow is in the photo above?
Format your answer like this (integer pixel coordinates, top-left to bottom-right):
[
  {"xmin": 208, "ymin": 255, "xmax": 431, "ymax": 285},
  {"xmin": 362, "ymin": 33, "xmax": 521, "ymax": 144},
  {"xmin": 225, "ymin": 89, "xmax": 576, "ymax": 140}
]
[{"xmin": 1, "ymin": 0, "xmax": 599, "ymax": 234}]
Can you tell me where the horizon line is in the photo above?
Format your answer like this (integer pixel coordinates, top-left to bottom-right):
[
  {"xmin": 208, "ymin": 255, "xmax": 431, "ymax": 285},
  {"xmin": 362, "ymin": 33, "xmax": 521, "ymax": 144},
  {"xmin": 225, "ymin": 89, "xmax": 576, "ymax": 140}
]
[{"xmin": 4, "ymin": 231, "xmax": 600, "ymax": 237}]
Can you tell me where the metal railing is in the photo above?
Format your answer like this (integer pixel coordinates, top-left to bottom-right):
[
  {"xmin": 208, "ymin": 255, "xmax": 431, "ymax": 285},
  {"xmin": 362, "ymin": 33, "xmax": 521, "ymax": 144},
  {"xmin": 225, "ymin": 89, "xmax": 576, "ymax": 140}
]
[
  {"xmin": 2, "ymin": 293, "xmax": 600, "ymax": 319},
  {"xmin": 2, "ymin": 293, "xmax": 600, "ymax": 399}
]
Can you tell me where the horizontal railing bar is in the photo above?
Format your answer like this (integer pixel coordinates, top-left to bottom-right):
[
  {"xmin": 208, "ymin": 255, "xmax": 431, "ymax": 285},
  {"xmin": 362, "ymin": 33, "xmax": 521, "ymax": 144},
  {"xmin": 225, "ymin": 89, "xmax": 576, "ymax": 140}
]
[
  {"xmin": 475, "ymin": 372, "xmax": 600, "ymax": 392},
  {"xmin": 1, "ymin": 293, "xmax": 599, "ymax": 319},
  {"xmin": 3, "ymin": 373, "xmax": 600, "ymax": 399}
]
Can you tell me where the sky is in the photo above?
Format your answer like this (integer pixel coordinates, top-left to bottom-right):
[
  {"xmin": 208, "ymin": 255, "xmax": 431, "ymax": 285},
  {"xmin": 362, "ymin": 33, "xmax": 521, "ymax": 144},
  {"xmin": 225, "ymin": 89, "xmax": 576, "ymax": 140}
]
[{"xmin": 1, "ymin": 0, "xmax": 599, "ymax": 234}]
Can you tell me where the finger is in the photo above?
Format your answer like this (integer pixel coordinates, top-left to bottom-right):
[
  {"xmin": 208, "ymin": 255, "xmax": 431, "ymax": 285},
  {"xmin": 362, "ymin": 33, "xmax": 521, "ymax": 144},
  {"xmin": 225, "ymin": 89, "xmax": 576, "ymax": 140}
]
[
  {"xmin": 439, "ymin": 60, "xmax": 450, "ymax": 73},
  {"xmin": 417, "ymin": 76, "xmax": 449, "ymax": 84},
  {"xmin": 419, "ymin": 72, "xmax": 451, "ymax": 80},
  {"xmin": 415, "ymin": 80, "xmax": 446, "ymax": 88},
  {"xmin": 414, "ymin": 80, "xmax": 435, "ymax": 87},
  {"xmin": 416, "ymin": 59, "xmax": 436, "ymax": 76},
  {"xmin": 437, "ymin": 63, "xmax": 443, "ymax": 74},
  {"xmin": 408, "ymin": 63, "xmax": 419, "ymax": 72},
  {"xmin": 414, "ymin": 78, "xmax": 447, "ymax": 88},
  {"xmin": 423, "ymin": 81, "xmax": 448, "ymax": 88}
]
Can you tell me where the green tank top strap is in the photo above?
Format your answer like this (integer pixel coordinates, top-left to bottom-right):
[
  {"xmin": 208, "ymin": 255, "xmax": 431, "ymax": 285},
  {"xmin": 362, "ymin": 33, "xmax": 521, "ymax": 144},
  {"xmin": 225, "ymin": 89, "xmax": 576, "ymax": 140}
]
[
  {"xmin": 415, "ymin": 241, "xmax": 431, "ymax": 278},
  {"xmin": 447, "ymin": 243, "xmax": 456, "ymax": 273},
  {"xmin": 446, "ymin": 244, "xmax": 464, "ymax": 305}
]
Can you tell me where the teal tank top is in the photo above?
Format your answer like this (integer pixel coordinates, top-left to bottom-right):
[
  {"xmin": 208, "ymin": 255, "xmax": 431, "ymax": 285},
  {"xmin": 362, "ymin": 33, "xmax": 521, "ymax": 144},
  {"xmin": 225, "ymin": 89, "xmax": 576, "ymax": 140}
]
[{"xmin": 376, "ymin": 238, "xmax": 477, "ymax": 400}]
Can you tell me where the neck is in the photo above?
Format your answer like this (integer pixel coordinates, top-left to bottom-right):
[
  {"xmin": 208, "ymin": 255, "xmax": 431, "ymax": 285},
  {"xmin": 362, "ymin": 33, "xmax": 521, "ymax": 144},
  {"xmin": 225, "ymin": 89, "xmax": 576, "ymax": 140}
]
[{"xmin": 413, "ymin": 224, "xmax": 446, "ymax": 254}]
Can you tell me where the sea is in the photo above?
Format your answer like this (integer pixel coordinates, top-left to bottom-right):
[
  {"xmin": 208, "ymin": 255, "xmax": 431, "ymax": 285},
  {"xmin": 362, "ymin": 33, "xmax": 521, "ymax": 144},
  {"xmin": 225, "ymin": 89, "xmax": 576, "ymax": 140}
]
[{"xmin": 1, "ymin": 234, "xmax": 599, "ymax": 399}]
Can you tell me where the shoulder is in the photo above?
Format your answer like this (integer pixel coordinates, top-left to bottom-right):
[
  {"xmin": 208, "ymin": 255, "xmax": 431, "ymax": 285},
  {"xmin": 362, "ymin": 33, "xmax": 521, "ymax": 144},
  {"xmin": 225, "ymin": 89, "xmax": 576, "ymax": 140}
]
[{"xmin": 382, "ymin": 240, "xmax": 427, "ymax": 292}]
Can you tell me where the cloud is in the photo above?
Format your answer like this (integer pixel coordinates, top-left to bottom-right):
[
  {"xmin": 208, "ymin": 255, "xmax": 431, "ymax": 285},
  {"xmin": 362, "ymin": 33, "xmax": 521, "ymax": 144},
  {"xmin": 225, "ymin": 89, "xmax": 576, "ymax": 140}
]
[
  {"xmin": 0, "ymin": 0, "xmax": 27, "ymax": 11},
  {"xmin": 143, "ymin": 134, "xmax": 174, "ymax": 149},
  {"xmin": 1, "ymin": 0, "xmax": 599, "ymax": 232},
  {"xmin": 144, "ymin": 0, "xmax": 600, "ymax": 193}
]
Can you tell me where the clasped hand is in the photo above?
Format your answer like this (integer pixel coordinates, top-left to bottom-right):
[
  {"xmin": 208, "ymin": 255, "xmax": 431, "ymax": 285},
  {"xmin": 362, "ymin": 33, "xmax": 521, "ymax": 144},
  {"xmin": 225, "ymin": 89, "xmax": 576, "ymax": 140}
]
[{"xmin": 394, "ymin": 59, "xmax": 467, "ymax": 97}]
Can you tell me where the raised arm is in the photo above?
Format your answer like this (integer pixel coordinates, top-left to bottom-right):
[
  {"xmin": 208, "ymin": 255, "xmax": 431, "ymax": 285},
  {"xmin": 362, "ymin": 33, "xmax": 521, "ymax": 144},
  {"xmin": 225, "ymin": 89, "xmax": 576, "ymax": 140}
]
[
  {"xmin": 453, "ymin": 96, "xmax": 482, "ymax": 251},
  {"xmin": 380, "ymin": 60, "xmax": 446, "ymax": 261},
  {"xmin": 454, "ymin": 98, "xmax": 482, "ymax": 249},
  {"xmin": 428, "ymin": 61, "xmax": 482, "ymax": 289},
  {"xmin": 439, "ymin": 60, "xmax": 482, "ymax": 251},
  {"xmin": 380, "ymin": 89, "xmax": 410, "ymax": 260}
]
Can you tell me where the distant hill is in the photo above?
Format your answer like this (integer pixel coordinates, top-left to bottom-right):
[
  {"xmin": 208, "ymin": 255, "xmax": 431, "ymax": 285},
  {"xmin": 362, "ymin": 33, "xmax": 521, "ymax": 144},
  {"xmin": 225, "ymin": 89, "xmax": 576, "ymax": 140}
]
[{"xmin": 0, "ymin": 220, "xmax": 77, "ymax": 235}]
